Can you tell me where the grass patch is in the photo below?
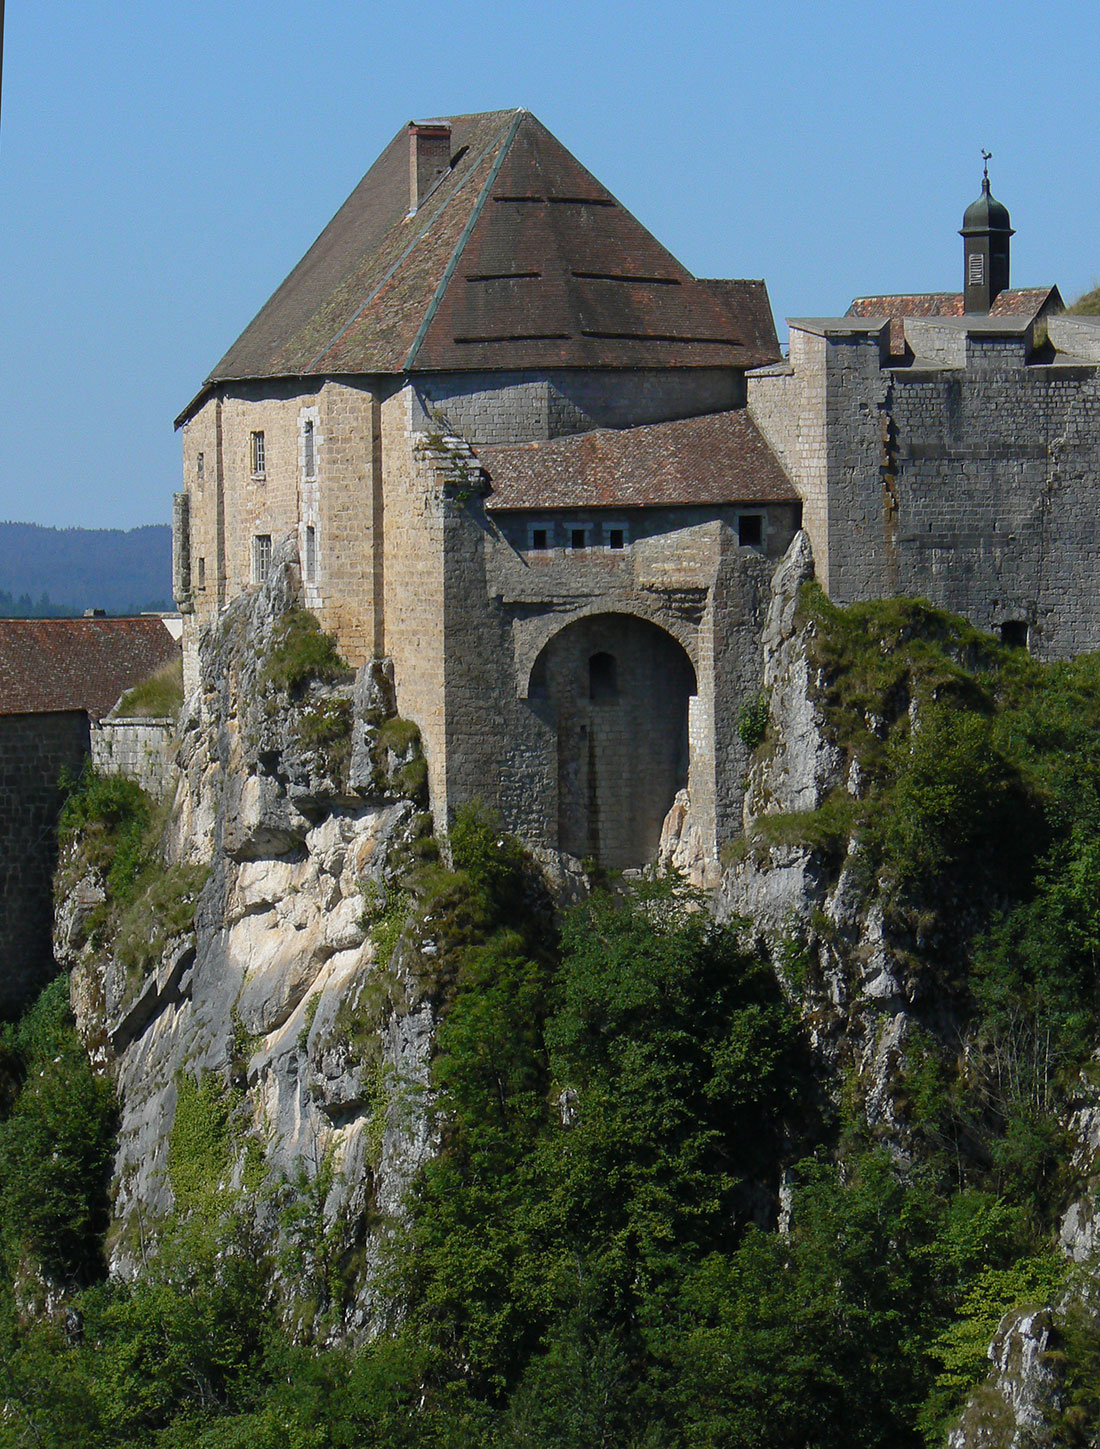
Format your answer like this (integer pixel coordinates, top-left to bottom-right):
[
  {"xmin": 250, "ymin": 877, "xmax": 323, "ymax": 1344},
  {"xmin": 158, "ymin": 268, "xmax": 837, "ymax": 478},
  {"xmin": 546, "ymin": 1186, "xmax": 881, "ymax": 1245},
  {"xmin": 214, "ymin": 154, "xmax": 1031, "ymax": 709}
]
[
  {"xmin": 167, "ymin": 1072, "xmax": 242, "ymax": 1215},
  {"xmin": 262, "ymin": 609, "xmax": 352, "ymax": 693},
  {"xmin": 115, "ymin": 656, "xmax": 184, "ymax": 718},
  {"xmin": 113, "ymin": 861, "xmax": 210, "ymax": 976},
  {"xmin": 750, "ymin": 790, "xmax": 862, "ymax": 861}
]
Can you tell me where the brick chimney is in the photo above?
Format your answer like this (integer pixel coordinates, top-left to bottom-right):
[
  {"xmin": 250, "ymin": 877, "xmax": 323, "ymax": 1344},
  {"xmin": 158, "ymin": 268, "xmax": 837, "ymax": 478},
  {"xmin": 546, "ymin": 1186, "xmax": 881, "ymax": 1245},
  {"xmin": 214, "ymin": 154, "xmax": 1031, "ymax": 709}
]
[{"xmin": 408, "ymin": 122, "xmax": 452, "ymax": 213}]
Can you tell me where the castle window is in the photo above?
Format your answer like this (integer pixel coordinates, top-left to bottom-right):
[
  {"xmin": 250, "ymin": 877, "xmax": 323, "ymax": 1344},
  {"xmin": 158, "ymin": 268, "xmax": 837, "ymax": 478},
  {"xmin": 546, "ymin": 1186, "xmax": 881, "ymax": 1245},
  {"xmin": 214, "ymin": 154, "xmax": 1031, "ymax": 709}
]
[
  {"xmin": 250, "ymin": 431, "xmax": 266, "ymax": 478},
  {"xmin": 305, "ymin": 525, "xmax": 317, "ymax": 581},
  {"xmin": 197, "ymin": 556, "xmax": 206, "ymax": 589},
  {"xmin": 196, "ymin": 452, "xmax": 204, "ymax": 483},
  {"xmin": 253, "ymin": 534, "xmax": 272, "ymax": 583},
  {"xmin": 738, "ymin": 513, "xmax": 763, "ymax": 548},
  {"xmin": 528, "ymin": 523, "xmax": 551, "ymax": 551},
  {"xmin": 589, "ymin": 652, "xmax": 618, "ymax": 703},
  {"xmin": 604, "ymin": 522, "xmax": 628, "ymax": 551},
  {"xmin": 570, "ymin": 526, "xmax": 589, "ymax": 551},
  {"xmin": 303, "ymin": 420, "xmax": 315, "ymax": 478},
  {"xmin": 1000, "ymin": 620, "xmax": 1029, "ymax": 650}
]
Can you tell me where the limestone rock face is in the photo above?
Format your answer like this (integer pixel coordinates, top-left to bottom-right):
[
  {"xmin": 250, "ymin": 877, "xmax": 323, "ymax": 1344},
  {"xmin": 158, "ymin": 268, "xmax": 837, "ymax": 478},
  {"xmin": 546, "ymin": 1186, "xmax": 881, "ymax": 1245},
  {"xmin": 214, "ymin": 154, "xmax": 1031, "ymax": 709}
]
[
  {"xmin": 719, "ymin": 534, "xmax": 915, "ymax": 1139},
  {"xmin": 947, "ymin": 1307, "xmax": 1063, "ymax": 1449},
  {"xmin": 58, "ymin": 543, "xmax": 433, "ymax": 1335}
]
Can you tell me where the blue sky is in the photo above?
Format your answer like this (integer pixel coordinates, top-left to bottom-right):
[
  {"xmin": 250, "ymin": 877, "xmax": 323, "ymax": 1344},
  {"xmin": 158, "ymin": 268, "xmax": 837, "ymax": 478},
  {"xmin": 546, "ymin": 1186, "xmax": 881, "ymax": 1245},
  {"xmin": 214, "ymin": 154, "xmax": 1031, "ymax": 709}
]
[{"xmin": 1, "ymin": 0, "xmax": 1097, "ymax": 529}]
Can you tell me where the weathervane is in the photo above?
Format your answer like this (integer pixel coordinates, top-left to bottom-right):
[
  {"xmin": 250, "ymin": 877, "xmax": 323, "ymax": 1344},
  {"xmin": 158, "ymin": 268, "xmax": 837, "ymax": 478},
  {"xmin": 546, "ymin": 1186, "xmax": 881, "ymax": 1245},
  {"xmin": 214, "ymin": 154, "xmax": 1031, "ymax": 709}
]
[{"xmin": 982, "ymin": 148, "xmax": 992, "ymax": 183}]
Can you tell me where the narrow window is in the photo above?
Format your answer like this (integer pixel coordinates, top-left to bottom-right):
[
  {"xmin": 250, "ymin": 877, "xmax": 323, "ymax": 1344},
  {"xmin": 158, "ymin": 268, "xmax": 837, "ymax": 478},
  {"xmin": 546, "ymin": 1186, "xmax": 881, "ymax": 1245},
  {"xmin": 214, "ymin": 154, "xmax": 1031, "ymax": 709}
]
[
  {"xmin": 589, "ymin": 652, "xmax": 618, "ymax": 703},
  {"xmin": 196, "ymin": 451, "xmax": 205, "ymax": 483},
  {"xmin": 197, "ymin": 556, "xmax": 206, "ymax": 589},
  {"xmin": 303, "ymin": 420, "xmax": 315, "ymax": 478},
  {"xmin": 570, "ymin": 526, "xmax": 588, "ymax": 551},
  {"xmin": 738, "ymin": 514, "xmax": 763, "ymax": 547},
  {"xmin": 250, "ymin": 430, "xmax": 266, "ymax": 478},
  {"xmin": 529, "ymin": 525, "xmax": 550, "ymax": 551},
  {"xmin": 253, "ymin": 534, "xmax": 272, "ymax": 583},
  {"xmin": 305, "ymin": 525, "xmax": 317, "ymax": 581},
  {"xmin": 969, "ymin": 252, "xmax": 985, "ymax": 286}
]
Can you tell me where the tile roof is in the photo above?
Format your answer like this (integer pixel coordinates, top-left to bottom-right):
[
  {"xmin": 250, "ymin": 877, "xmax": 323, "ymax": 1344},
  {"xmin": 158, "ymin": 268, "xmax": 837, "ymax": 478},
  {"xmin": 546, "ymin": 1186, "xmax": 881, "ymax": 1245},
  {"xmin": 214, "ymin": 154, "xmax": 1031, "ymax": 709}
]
[
  {"xmin": 0, "ymin": 617, "xmax": 179, "ymax": 719},
  {"xmin": 186, "ymin": 110, "xmax": 778, "ymax": 417},
  {"xmin": 479, "ymin": 409, "xmax": 797, "ymax": 512},
  {"xmin": 846, "ymin": 287, "xmax": 1062, "ymax": 355}
]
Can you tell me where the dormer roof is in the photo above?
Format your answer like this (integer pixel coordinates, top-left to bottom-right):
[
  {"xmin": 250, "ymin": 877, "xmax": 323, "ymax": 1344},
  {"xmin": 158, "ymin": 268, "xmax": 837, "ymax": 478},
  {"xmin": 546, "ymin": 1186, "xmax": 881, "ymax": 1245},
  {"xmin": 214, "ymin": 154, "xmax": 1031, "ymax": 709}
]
[{"xmin": 183, "ymin": 110, "xmax": 778, "ymax": 421}]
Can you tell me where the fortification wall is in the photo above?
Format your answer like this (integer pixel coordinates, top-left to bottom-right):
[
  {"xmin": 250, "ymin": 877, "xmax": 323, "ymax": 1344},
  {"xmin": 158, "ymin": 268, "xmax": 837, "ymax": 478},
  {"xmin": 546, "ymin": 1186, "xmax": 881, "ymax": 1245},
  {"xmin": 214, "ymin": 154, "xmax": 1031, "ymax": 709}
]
[
  {"xmin": 380, "ymin": 389, "xmax": 450, "ymax": 818},
  {"xmin": 178, "ymin": 380, "xmax": 380, "ymax": 666},
  {"xmin": 413, "ymin": 367, "xmax": 743, "ymax": 445},
  {"xmin": 749, "ymin": 330, "xmax": 832, "ymax": 588},
  {"xmin": 819, "ymin": 334, "xmax": 1100, "ymax": 657},
  {"xmin": 0, "ymin": 711, "xmax": 89, "ymax": 1017},
  {"xmin": 91, "ymin": 718, "xmax": 176, "ymax": 798}
]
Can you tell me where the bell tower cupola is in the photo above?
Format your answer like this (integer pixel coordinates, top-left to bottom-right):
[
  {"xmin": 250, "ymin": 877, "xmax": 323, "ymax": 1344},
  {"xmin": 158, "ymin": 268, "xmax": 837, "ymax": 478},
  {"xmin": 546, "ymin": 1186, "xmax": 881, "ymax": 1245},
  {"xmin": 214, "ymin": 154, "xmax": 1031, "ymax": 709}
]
[{"xmin": 960, "ymin": 151, "xmax": 1014, "ymax": 312}]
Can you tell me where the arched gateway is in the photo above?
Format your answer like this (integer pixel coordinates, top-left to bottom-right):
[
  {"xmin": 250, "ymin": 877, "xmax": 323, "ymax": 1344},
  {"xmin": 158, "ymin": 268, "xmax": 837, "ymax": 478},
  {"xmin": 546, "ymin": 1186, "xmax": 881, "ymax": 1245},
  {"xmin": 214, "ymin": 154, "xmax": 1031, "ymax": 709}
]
[{"xmin": 528, "ymin": 614, "xmax": 697, "ymax": 870}]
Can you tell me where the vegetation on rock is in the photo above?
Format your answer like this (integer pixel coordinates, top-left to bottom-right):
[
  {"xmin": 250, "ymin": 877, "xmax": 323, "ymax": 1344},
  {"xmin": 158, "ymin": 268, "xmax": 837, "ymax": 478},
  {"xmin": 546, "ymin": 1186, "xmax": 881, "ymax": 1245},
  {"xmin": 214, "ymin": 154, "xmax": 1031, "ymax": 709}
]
[
  {"xmin": 11, "ymin": 597, "xmax": 1100, "ymax": 1443},
  {"xmin": 114, "ymin": 657, "xmax": 184, "ymax": 719},
  {"xmin": 260, "ymin": 608, "xmax": 351, "ymax": 693}
]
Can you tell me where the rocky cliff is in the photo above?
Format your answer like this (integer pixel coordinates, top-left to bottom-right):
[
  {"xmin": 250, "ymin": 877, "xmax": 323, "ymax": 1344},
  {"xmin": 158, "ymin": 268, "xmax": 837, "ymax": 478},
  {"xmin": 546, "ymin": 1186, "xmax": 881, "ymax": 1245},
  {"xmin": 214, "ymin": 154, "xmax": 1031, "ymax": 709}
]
[
  {"xmin": 56, "ymin": 542, "xmax": 437, "ymax": 1333},
  {"xmin": 46, "ymin": 531, "xmax": 1100, "ymax": 1441}
]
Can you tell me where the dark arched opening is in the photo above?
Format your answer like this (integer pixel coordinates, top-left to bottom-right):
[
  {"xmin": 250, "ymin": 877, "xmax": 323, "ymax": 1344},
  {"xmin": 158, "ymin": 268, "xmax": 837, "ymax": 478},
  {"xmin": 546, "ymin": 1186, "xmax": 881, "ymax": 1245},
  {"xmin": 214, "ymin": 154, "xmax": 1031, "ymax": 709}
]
[{"xmin": 527, "ymin": 614, "xmax": 696, "ymax": 869}]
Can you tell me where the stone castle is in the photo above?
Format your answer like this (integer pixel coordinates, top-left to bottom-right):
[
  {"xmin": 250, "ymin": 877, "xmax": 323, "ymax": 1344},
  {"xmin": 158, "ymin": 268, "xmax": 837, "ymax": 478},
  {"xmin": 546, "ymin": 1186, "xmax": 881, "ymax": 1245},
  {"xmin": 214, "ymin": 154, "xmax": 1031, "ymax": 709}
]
[{"xmin": 172, "ymin": 111, "xmax": 1100, "ymax": 872}]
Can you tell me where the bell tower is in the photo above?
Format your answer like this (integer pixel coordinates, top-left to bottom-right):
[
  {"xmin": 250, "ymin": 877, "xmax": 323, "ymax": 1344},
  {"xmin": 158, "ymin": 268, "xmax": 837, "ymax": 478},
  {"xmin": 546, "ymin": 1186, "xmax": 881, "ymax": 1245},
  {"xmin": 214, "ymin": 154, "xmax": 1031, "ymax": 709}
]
[{"xmin": 961, "ymin": 151, "xmax": 1014, "ymax": 313}]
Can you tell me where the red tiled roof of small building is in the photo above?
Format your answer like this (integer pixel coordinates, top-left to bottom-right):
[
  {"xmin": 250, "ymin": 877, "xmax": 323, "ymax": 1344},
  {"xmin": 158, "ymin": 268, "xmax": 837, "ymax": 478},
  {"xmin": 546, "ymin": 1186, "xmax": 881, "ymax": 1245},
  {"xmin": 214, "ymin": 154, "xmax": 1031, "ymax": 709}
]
[
  {"xmin": 0, "ymin": 617, "xmax": 179, "ymax": 719},
  {"xmin": 480, "ymin": 409, "xmax": 797, "ymax": 512},
  {"xmin": 846, "ymin": 287, "xmax": 1063, "ymax": 356}
]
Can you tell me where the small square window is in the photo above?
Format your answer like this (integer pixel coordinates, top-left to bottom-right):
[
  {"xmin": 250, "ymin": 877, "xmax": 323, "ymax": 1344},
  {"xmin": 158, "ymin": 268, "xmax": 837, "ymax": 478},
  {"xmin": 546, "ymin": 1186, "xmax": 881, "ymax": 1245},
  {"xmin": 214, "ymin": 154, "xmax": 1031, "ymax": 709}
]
[
  {"xmin": 738, "ymin": 514, "xmax": 763, "ymax": 547},
  {"xmin": 570, "ymin": 527, "xmax": 588, "ymax": 551},
  {"xmin": 604, "ymin": 522, "xmax": 629, "ymax": 551},
  {"xmin": 529, "ymin": 525, "xmax": 550, "ymax": 551},
  {"xmin": 303, "ymin": 420, "xmax": 315, "ymax": 479},
  {"xmin": 250, "ymin": 431, "xmax": 266, "ymax": 478},
  {"xmin": 253, "ymin": 534, "xmax": 272, "ymax": 583}
]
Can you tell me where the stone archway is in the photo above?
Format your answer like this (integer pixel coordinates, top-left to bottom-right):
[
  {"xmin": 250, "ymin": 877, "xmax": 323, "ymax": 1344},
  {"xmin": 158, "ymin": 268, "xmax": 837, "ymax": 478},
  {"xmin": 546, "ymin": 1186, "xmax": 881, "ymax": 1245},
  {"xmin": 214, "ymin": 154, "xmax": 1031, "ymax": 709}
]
[{"xmin": 527, "ymin": 613, "xmax": 697, "ymax": 869}]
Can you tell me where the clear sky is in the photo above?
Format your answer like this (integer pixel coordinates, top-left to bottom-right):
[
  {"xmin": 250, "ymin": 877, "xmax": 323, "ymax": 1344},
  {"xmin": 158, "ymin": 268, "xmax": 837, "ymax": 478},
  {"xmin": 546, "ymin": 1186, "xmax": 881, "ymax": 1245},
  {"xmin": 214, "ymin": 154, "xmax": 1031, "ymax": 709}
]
[{"xmin": 1, "ymin": 0, "xmax": 1097, "ymax": 529}]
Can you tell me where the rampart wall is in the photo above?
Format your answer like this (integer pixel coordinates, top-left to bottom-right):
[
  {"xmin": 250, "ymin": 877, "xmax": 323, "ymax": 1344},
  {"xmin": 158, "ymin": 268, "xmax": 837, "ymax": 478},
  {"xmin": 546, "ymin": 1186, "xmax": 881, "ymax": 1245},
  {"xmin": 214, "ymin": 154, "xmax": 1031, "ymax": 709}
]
[{"xmin": 0, "ymin": 711, "xmax": 89, "ymax": 1017}]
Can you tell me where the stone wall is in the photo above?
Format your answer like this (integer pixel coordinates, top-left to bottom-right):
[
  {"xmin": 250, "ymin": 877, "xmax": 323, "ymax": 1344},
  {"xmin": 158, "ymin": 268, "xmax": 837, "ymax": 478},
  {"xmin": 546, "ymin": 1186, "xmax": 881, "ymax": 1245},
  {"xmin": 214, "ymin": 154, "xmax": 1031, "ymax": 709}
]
[
  {"xmin": 752, "ymin": 319, "xmax": 1100, "ymax": 660},
  {"xmin": 413, "ymin": 367, "xmax": 743, "ymax": 445},
  {"xmin": 385, "ymin": 425, "xmax": 779, "ymax": 868},
  {"xmin": 0, "ymin": 711, "xmax": 89, "ymax": 1017},
  {"xmin": 91, "ymin": 718, "xmax": 176, "ymax": 798},
  {"xmin": 179, "ymin": 378, "xmax": 381, "ymax": 667}
]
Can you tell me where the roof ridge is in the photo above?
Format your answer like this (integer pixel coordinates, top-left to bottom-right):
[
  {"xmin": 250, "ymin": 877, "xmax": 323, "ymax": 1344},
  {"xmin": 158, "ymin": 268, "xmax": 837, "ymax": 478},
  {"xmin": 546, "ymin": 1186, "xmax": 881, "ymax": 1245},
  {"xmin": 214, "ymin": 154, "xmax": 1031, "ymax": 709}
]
[
  {"xmin": 403, "ymin": 110, "xmax": 526, "ymax": 371},
  {"xmin": 302, "ymin": 114, "xmax": 519, "ymax": 374}
]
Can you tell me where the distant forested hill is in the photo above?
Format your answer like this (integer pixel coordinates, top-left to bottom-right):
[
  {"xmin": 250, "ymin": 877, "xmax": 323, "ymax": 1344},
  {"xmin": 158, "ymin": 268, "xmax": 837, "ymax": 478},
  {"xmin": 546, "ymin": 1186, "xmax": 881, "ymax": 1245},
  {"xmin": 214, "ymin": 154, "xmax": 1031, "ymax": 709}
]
[{"xmin": 0, "ymin": 522, "xmax": 172, "ymax": 616}]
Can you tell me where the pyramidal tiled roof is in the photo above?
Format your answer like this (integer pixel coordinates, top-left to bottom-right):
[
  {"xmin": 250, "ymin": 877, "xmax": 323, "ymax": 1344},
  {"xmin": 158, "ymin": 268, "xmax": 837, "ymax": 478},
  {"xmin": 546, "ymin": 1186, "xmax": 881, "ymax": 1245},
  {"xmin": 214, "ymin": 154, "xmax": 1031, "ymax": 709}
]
[{"xmin": 196, "ymin": 109, "xmax": 778, "ymax": 403}]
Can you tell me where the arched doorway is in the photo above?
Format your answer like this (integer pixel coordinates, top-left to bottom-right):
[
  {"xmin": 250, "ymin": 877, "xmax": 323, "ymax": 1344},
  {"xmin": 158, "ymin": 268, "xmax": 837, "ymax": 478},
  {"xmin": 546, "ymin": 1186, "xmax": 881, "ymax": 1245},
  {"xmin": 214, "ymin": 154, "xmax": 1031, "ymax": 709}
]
[{"xmin": 528, "ymin": 614, "xmax": 697, "ymax": 869}]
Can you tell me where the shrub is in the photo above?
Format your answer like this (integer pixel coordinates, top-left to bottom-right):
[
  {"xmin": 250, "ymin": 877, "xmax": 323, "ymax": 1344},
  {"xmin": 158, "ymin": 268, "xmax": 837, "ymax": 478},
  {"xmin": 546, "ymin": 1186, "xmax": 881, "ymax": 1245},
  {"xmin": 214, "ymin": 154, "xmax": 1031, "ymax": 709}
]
[
  {"xmin": 262, "ymin": 610, "xmax": 351, "ymax": 692},
  {"xmin": 738, "ymin": 691, "xmax": 769, "ymax": 749},
  {"xmin": 0, "ymin": 975, "xmax": 116, "ymax": 1283}
]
